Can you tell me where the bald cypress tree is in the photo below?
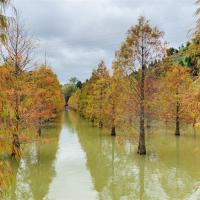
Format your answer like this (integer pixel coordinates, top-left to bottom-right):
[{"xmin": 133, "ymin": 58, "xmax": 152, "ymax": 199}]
[
  {"xmin": 116, "ymin": 17, "xmax": 165, "ymax": 155},
  {"xmin": 92, "ymin": 61, "xmax": 110, "ymax": 128}
]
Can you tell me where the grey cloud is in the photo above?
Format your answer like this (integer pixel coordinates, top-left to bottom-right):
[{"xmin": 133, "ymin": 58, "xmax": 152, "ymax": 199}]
[{"xmin": 14, "ymin": 0, "xmax": 196, "ymax": 83}]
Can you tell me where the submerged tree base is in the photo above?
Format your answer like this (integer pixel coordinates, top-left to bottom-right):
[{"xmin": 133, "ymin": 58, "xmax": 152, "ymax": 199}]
[
  {"xmin": 175, "ymin": 125, "xmax": 180, "ymax": 136},
  {"xmin": 137, "ymin": 144, "xmax": 146, "ymax": 155},
  {"xmin": 137, "ymin": 150, "xmax": 146, "ymax": 155},
  {"xmin": 175, "ymin": 132, "xmax": 180, "ymax": 136},
  {"xmin": 11, "ymin": 133, "xmax": 21, "ymax": 158},
  {"xmin": 146, "ymin": 124, "xmax": 151, "ymax": 129},
  {"xmin": 111, "ymin": 126, "xmax": 116, "ymax": 136},
  {"xmin": 38, "ymin": 127, "xmax": 42, "ymax": 137}
]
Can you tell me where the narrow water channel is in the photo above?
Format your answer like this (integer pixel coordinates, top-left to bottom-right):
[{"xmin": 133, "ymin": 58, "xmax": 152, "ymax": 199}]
[{"xmin": 7, "ymin": 111, "xmax": 200, "ymax": 200}]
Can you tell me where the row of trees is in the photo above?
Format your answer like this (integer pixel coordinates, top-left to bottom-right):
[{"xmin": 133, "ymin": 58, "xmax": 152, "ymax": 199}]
[
  {"xmin": 0, "ymin": 6, "xmax": 64, "ymax": 159},
  {"xmin": 69, "ymin": 9, "xmax": 200, "ymax": 155},
  {"xmin": 0, "ymin": 2, "xmax": 64, "ymax": 195}
]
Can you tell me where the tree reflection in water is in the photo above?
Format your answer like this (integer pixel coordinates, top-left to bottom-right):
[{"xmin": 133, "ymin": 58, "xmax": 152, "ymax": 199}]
[
  {"xmin": 4, "ymin": 111, "xmax": 200, "ymax": 200},
  {"xmin": 8, "ymin": 115, "xmax": 63, "ymax": 200},
  {"xmin": 68, "ymin": 110, "xmax": 200, "ymax": 200}
]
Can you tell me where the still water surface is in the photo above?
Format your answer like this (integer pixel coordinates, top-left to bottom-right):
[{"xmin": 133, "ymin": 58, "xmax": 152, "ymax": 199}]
[{"xmin": 7, "ymin": 111, "xmax": 200, "ymax": 200}]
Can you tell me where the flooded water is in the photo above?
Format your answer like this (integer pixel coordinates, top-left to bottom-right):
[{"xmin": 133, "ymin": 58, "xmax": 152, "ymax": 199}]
[{"xmin": 6, "ymin": 111, "xmax": 200, "ymax": 200}]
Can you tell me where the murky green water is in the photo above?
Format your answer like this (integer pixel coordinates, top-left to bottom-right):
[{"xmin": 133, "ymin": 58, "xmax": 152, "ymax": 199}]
[{"xmin": 6, "ymin": 111, "xmax": 200, "ymax": 200}]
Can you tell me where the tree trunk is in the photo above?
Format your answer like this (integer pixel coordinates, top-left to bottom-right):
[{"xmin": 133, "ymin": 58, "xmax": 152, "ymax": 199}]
[
  {"xmin": 15, "ymin": 95, "xmax": 20, "ymax": 132},
  {"xmin": 38, "ymin": 127, "xmax": 42, "ymax": 137},
  {"xmin": 12, "ymin": 93, "xmax": 21, "ymax": 158},
  {"xmin": 193, "ymin": 118, "xmax": 196, "ymax": 127},
  {"xmin": 37, "ymin": 119, "xmax": 42, "ymax": 137},
  {"xmin": 91, "ymin": 117, "xmax": 95, "ymax": 126},
  {"xmin": 99, "ymin": 120, "xmax": 103, "ymax": 128},
  {"xmin": 111, "ymin": 126, "xmax": 116, "ymax": 136},
  {"xmin": 111, "ymin": 105, "xmax": 116, "ymax": 136},
  {"xmin": 175, "ymin": 92, "xmax": 180, "ymax": 136},
  {"xmin": 146, "ymin": 118, "xmax": 151, "ymax": 129},
  {"xmin": 11, "ymin": 133, "xmax": 20, "ymax": 158},
  {"xmin": 138, "ymin": 64, "xmax": 146, "ymax": 155}
]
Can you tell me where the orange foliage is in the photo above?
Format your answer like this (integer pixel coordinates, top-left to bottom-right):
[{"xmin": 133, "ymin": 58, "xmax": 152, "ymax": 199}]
[{"xmin": 0, "ymin": 64, "xmax": 64, "ymax": 139}]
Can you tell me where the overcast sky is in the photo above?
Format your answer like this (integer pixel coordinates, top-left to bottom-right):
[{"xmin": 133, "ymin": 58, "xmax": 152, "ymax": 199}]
[{"xmin": 13, "ymin": 0, "xmax": 196, "ymax": 84}]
